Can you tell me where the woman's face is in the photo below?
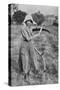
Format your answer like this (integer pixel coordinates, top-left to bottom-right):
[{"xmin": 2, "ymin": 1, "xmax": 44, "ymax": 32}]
[{"xmin": 26, "ymin": 21, "xmax": 32, "ymax": 28}]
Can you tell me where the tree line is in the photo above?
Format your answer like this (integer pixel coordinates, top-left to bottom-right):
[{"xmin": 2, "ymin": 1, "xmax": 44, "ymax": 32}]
[{"xmin": 8, "ymin": 4, "xmax": 58, "ymax": 26}]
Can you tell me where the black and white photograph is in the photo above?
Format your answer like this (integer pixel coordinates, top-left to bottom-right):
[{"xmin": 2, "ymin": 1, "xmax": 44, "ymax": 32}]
[{"xmin": 8, "ymin": 4, "xmax": 58, "ymax": 86}]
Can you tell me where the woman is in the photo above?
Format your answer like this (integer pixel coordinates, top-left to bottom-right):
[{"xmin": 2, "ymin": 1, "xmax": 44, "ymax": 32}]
[{"xmin": 19, "ymin": 15, "xmax": 40, "ymax": 80}]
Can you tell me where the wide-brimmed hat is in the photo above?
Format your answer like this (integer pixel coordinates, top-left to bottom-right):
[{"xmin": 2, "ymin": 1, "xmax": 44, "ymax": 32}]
[{"xmin": 23, "ymin": 14, "xmax": 36, "ymax": 25}]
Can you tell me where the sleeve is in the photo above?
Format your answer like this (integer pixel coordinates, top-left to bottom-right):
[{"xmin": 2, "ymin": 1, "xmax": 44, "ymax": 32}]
[{"xmin": 21, "ymin": 28, "xmax": 29, "ymax": 41}]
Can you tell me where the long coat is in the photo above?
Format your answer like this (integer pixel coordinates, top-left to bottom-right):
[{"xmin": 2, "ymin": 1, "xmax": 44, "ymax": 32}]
[{"xmin": 19, "ymin": 26, "xmax": 39, "ymax": 74}]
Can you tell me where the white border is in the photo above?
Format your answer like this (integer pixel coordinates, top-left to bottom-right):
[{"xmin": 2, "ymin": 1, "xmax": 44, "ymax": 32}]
[{"xmin": 0, "ymin": 0, "xmax": 60, "ymax": 89}]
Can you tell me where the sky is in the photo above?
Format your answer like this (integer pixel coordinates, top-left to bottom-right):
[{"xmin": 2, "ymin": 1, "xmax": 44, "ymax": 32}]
[{"xmin": 18, "ymin": 4, "xmax": 58, "ymax": 16}]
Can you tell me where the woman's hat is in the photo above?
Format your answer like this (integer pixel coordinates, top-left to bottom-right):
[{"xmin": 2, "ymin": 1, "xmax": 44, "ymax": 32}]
[{"xmin": 23, "ymin": 14, "xmax": 36, "ymax": 25}]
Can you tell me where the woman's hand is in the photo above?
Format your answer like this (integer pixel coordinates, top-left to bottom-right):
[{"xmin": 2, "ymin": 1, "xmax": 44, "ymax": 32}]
[{"xmin": 28, "ymin": 26, "xmax": 43, "ymax": 41}]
